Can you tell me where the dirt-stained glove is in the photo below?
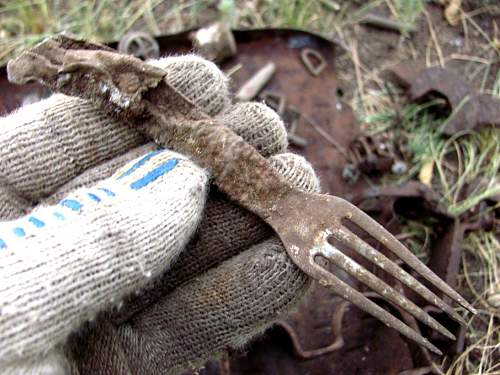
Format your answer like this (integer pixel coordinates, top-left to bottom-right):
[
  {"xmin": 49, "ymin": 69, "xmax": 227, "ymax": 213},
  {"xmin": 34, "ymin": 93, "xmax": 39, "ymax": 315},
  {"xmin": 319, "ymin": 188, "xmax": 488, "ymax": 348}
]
[{"xmin": 0, "ymin": 55, "xmax": 320, "ymax": 375}]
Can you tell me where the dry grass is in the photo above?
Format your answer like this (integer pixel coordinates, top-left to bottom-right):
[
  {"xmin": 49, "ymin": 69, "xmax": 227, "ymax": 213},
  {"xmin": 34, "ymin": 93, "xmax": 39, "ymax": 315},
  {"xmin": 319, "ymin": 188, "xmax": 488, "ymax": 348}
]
[
  {"xmin": 326, "ymin": 3, "xmax": 499, "ymax": 373},
  {"xmin": 357, "ymin": 57, "xmax": 499, "ymax": 375},
  {"xmin": 447, "ymin": 231, "xmax": 499, "ymax": 375},
  {"xmin": 0, "ymin": 0, "xmax": 171, "ymax": 62}
]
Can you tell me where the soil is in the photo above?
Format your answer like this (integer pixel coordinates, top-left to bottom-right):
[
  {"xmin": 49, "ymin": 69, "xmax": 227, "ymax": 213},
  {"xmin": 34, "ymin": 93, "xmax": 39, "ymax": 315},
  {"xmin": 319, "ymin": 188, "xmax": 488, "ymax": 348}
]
[{"xmin": 333, "ymin": 3, "xmax": 500, "ymax": 105}]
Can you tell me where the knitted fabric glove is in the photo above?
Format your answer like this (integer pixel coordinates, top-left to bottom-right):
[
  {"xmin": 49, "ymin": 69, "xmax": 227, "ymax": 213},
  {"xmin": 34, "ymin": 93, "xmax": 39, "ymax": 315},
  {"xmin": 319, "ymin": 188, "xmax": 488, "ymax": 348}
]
[{"xmin": 0, "ymin": 55, "xmax": 320, "ymax": 375}]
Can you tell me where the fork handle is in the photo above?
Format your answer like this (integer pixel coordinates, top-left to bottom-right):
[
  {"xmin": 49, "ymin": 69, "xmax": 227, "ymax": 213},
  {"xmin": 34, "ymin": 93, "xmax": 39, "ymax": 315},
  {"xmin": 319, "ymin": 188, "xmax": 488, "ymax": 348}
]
[
  {"xmin": 142, "ymin": 82, "xmax": 294, "ymax": 220},
  {"xmin": 144, "ymin": 106, "xmax": 292, "ymax": 221}
]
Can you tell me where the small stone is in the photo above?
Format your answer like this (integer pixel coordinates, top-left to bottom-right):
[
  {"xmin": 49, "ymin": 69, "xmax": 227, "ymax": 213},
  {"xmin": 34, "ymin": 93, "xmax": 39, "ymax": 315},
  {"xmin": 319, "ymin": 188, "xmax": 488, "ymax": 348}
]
[
  {"xmin": 391, "ymin": 161, "xmax": 408, "ymax": 175},
  {"xmin": 342, "ymin": 164, "xmax": 359, "ymax": 182}
]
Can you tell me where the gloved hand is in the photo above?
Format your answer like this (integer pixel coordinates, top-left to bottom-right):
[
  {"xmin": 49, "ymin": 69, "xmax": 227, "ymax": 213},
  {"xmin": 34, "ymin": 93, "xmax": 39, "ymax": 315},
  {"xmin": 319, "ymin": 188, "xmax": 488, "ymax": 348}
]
[{"xmin": 0, "ymin": 55, "xmax": 320, "ymax": 375}]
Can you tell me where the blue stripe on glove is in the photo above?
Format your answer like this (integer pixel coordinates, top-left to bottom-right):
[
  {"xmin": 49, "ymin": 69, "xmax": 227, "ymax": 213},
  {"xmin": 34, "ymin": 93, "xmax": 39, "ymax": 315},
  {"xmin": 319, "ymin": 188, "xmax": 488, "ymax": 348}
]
[{"xmin": 0, "ymin": 152, "xmax": 179, "ymax": 250}]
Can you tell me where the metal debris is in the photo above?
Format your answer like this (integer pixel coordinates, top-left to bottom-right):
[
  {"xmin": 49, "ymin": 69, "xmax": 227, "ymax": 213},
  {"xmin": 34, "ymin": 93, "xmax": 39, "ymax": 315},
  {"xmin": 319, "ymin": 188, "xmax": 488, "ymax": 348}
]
[
  {"xmin": 352, "ymin": 179, "xmax": 498, "ymax": 363},
  {"xmin": 283, "ymin": 106, "xmax": 308, "ymax": 148},
  {"xmin": 277, "ymin": 300, "xmax": 349, "ymax": 358},
  {"xmin": 260, "ymin": 90, "xmax": 286, "ymax": 116},
  {"xmin": 300, "ymin": 48, "xmax": 327, "ymax": 76},
  {"xmin": 353, "ymin": 181, "xmax": 449, "ymax": 219},
  {"xmin": 388, "ymin": 65, "xmax": 500, "ymax": 135},
  {"xmin": 235, "ymin": 62, "xmax": 276, "ymax": 102},
  {"xmin": 11, "ymin": 32, "xmax": 473, "ymax": 359},
  {"xmin": 118, "ymin": 31, "xmax": 160, "ymax": 60},
  {"xmin": 191, "ymin": 21, "xmax": 237, "ymax": 62},
  {"xmin": 349, "ymin": 134, "xmax": 396, "ymax": 175},
  {"xmin": 4, "ymin": 28, "xmax": 454, "ymax": 375}
]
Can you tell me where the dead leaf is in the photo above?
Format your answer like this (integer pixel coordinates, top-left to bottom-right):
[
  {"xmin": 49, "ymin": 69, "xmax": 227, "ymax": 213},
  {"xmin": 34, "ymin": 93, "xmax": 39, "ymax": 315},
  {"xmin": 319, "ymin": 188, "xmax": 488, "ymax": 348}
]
[
  {"xmin": 445, "ymin": 0, "xmax": 462, "ymax": 26},
  {"xmin": 419, "ymin": 159, "xmax": 434, "ymax": 187}
]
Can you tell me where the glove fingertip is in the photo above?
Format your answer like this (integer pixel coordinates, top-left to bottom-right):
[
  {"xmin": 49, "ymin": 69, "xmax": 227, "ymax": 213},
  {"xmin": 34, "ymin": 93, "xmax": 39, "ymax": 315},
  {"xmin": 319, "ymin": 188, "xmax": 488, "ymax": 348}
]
[
  {"xmin": 220, "ymin": 102, "xmax": 288, "ymax": 157},
  {"xmin": 269, "ymin": 153, "xmax": 321, "ymax": 193},
  {"xmin": 147, "ymin": 55, "xmax": 230, "ymax": 116}
]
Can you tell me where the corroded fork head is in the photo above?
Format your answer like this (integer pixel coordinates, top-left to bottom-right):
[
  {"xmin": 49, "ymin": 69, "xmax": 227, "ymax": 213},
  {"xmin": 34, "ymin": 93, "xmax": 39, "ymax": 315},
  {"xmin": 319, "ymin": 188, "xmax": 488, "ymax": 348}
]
[
  {"xmin": 7, "ymin": 34, "xmax": 475, "ymax": 356},
  {"xmin": 271, "ymin": 191, "xmax": 476, "ymax": 354}
]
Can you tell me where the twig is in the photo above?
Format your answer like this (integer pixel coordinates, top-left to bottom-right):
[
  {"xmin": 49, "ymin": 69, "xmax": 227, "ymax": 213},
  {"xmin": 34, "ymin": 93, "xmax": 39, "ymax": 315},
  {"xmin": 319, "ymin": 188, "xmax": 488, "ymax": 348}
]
[
  {"xmin": 361, "ymin": 13, "xmax": 413, "ymax": 33},
  {"xmin": 349, "ymin": 37, "xmax": 369, "ymax": 113},
  {"xmin": 423, "ymin": 9, "xmax": 445, "ymax": 68},
  {"xmin": 301, "ymin": 112, "xmax": 349, "ymax": 160},
  {"xmin": 224, "ymin": 63, "xmax": 242, "ymax": 77},
  {"xmin": 447, "ymin": 54, "xmax": 492, "ymax": 65}
]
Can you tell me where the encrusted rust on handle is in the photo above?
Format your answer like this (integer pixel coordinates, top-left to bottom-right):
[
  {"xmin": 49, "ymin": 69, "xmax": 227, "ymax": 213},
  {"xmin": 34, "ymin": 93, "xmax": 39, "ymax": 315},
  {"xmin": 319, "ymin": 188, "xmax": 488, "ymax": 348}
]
[
  {"xmin": 7, "ymin": 34, "xmax": 166, "ymax": 118},
  {"xmin": 143, "ymin": 81, "xmax": 295, "ymax": 218}
]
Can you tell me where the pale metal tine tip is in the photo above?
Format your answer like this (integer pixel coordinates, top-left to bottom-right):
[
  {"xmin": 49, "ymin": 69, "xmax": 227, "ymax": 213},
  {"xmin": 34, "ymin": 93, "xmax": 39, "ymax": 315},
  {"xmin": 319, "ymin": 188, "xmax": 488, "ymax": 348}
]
[
  {"xmin": 335, "ymin": 226, "xmax": 468, "ymax": 325},
  {"xmin": 319, "ymin": 242, "xmax": 455, "ymax": 341},
  {"xmin": 346, "ymin": 207, "xmax": 476, "ymax": 314},
  {"xmin": 308, "ymin": 260, "xmax": 443, "ymax": 355}
]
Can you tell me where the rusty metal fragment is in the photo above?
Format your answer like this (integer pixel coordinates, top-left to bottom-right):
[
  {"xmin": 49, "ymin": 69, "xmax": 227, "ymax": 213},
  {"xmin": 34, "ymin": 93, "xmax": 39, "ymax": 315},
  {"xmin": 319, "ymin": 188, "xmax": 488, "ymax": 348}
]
[
  {"xmin": 191, "ymin": 21, "xmax": 237, "ymax": 62},
  {"xmin": 277, "ymin": 300, "xmax": 349, "ymax": 358},
  {"xmin": 300, "ymin": 48, "xmax": 327, "ymax": 76},
  {"xmin": 388, "ymin": 64, "xmax": 500, "ymax": 135},
  {"xmin": 361, "ymin": 13, "xmax": 415, "ymax": 33},
  {"xmin": 118, "ymin": 31, "xmax": 160, "ymax": 60},
  {"xmin": 353, "ymin": 181, "xmax": 446, "ymax": 215},
  {"xmin": 349, "ymin": 134, "xmax": 396, "ymax": 175},
  {"xmin": 428, "ymin": 218, "xmax": 465, "ymax": 291},
  {"xmin": 7, "ymin": 33, "xmax": 166, "ymax": 118},
  {"xmin": 235, "ymin": 62, "xmax": 276, "ymax": 101},
  {"xmin": 260, "ymin": 90, "xmax": 286, "ymax": 116},
  {"xmin": 283, "ymin": 106, "xmax": 308, "ymax": 148}
]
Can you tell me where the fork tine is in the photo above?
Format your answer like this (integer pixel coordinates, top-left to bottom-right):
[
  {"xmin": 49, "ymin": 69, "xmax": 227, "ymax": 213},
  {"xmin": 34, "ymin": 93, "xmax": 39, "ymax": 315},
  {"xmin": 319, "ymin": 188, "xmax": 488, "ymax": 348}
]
[
  {"xmin": 334, "ymin": 226, "xmax": 467, "ymax": 325},
  {"xmin": 344, "ymin": 206, "xmax": 477, "ymax": 314},
  {"xmin": 307, "ymin": 256, "xmax": 443, "ymax": 355},
  {"xmin": 314, "ymin": 241, "xmax": 455, "ymax": 340}
]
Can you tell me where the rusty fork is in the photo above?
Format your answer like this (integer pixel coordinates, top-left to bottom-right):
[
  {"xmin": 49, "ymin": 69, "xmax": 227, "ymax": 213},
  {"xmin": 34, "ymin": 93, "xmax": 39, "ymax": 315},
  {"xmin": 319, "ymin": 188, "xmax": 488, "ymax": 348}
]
[{"xmin": 7, "ymin": 35, "xmax": 476, "ymax": 356}]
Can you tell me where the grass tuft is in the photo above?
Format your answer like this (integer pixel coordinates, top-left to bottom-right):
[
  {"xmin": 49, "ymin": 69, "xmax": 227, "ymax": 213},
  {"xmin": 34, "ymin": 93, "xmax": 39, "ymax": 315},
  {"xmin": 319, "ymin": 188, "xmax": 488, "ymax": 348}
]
[
  {"xmin": 0, "ymin": 0, "xmax": 166, "ymax": 64},
  {"xmin": 447, "ymin": 231, "xmax": 500, "ymax": 375},
  {"xmin": 361, "ymin": 98, "xmax": 500, "ymax": 218},
  {"xmin": 386, "ymin": 0, "xmax": 425, "ymax": 33}
]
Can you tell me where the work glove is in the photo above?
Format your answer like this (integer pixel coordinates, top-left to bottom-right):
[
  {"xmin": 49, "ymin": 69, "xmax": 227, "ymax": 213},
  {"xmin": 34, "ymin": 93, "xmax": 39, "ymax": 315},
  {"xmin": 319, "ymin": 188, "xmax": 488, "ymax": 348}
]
[{"xmin": 0, "ymin": 55, "xmax": 320, "ymax": 375}]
